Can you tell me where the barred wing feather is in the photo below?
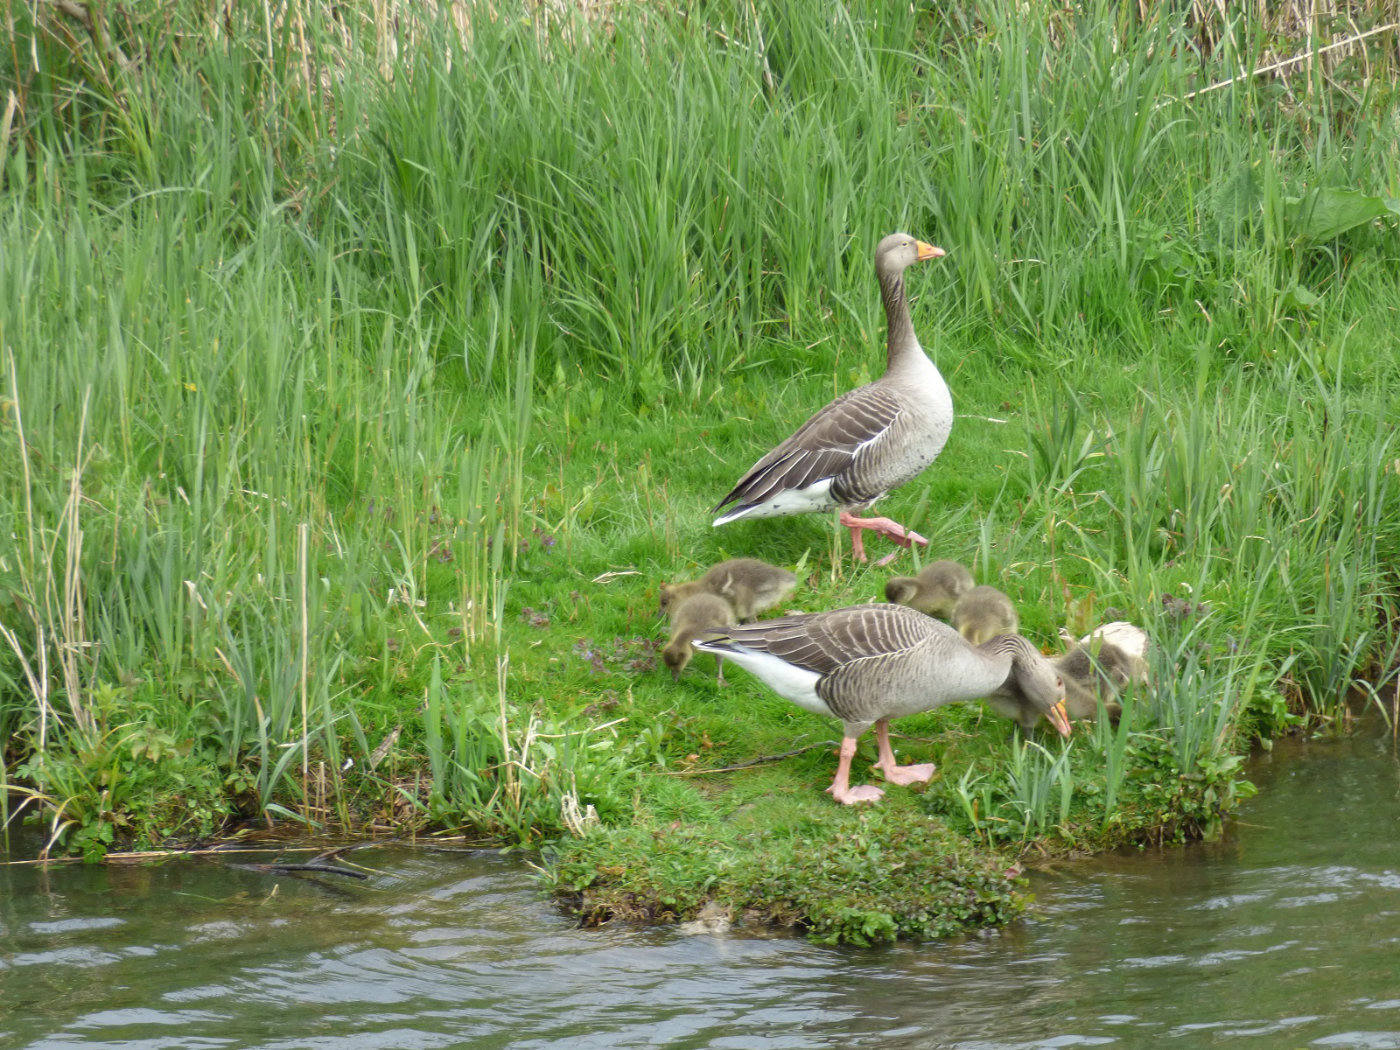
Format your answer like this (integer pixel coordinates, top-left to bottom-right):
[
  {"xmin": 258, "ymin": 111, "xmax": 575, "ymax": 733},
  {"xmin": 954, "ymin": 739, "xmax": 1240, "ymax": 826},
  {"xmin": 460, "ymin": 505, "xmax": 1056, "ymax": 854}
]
[{"xmin": 714, "ymin": 385, "xmax": 903, "ymax": 515}]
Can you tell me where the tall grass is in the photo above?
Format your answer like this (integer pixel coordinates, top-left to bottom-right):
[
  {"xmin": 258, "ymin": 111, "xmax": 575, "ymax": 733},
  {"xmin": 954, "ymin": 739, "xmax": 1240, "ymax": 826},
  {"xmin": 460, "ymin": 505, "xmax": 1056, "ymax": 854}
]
[{"xmin": 3, "ymin": 0, "xmax": 1400, "ymax": 854}]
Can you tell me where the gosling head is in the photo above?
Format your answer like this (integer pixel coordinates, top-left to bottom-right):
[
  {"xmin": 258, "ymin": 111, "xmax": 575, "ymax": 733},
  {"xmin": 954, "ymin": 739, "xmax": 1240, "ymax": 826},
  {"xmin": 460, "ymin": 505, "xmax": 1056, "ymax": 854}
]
[
  {"xmin": 884, "ymin": 577, "xmax": 921, "ymax": 607},
  {"xmin": 875, "ymin": 232, "xmax": 946, "ymax": 276},
  {"xmin": 662, "ymin": 639, "xmax": 691, "ymax": 681},
  {"xmin": 658, "ymin": 580, "xmax": 703, "ymax": 616}
]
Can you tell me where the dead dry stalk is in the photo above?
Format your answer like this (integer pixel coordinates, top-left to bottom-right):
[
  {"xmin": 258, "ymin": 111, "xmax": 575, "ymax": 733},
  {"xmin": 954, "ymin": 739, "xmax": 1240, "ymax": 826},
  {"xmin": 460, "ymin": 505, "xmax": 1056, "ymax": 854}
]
[
  {"xmin": 1, "ymin": 355, "xmax": 99, "ymax": 745},
  {"xmin": 1176, "ymin": 20, "xmax": 1400, "ymax": 102}
]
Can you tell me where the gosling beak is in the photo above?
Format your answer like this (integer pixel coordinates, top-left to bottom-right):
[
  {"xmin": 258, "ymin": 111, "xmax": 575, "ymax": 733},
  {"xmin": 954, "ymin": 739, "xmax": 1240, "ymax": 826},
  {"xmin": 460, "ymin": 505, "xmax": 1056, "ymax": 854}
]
[
  {"xmin": 671, "ymin": 666, "xmax": 681, "ymax": 683},
  {"xmin": 1046, "ymin": 700, "xmax": 1072, "ymax": 738},
  {"xmin": 916, "ymin": 241, "xmax": 946, "ymax": 261}
]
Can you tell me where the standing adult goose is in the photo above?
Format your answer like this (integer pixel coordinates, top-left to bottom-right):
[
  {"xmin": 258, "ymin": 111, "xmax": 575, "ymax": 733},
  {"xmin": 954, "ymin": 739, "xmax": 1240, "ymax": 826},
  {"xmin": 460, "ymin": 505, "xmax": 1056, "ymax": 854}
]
[
  {"xmin": 693, "ymin": 604, "xmax": 1071, "ymax": 804},
  {"xmin": 712, "ymin": 233, "xmax": 950, "ymax": 565}
]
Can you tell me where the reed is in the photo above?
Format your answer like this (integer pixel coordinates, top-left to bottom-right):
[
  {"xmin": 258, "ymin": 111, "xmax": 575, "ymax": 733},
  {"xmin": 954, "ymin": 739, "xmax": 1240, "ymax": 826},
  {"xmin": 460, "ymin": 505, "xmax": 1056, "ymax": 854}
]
[
  {"xmin": 1002, "ymin": 737, "xmax": 1077, "ymax": 840},
  {"xmin": 1092, "ymin": 693, "xmax": 1136, "ymax": 823}
]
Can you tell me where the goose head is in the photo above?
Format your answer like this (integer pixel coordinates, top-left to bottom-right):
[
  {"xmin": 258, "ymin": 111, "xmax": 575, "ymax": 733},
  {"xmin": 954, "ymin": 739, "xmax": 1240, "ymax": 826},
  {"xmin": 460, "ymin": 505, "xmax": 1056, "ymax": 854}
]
[
  {"xmin": 1004, "ymin": 641, "xmax": 1072, "ymax": 737},
  {"xmin": 875, "ymin": 232, "xmax": 946, "ymax": 277}
]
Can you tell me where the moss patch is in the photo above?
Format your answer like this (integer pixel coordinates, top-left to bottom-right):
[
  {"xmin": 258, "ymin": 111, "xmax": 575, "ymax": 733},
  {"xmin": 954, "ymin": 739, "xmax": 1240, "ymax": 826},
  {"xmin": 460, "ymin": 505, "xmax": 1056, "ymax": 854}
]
[{"xmin": 549, "ymin": 798, "xmax": 1027, "ymax": 945}]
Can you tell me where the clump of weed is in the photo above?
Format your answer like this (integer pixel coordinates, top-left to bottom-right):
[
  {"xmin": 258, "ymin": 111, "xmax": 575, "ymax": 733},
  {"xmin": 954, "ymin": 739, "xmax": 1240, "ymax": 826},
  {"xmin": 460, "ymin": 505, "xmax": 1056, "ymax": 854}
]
[
  {"xmin": 548, "ymin": 806, "xmax": 1025, "ymax": 945},
  {"xmin": 12, "ymin": 684, "xmax": 235, "ymax": 860}
]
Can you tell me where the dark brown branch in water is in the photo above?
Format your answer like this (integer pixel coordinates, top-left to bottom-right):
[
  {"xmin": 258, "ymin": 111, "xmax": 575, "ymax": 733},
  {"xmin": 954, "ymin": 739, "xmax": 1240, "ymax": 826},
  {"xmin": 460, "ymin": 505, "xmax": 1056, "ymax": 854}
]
[
  {"xmin": 256, "ymin": 862, "xmax": 368, "ymax": 880},
  {"xmin": 231, "ymin": 847, "xmax": 370, "ymax": 880}
]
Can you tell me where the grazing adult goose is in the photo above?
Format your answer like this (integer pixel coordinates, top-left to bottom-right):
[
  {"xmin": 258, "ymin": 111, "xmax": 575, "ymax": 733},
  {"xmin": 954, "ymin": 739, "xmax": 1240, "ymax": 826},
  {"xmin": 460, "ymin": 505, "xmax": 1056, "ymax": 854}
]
[
  {"xmin": 712, "ymin": 233, "xmax": 950, "ymax": 566},
  {"xmin": 952, "ymin": 585, "xmax": 1019, "ymax": 646},
  {"xmin": 663, "ymin": 593, "xmax": 738, "ymax": 683},
  {"xmin": 988, "ymin": 639, "xmax": 1138, "ymax": 731},
  {"xmin": 693, "ymin": 604, "xmax": 1071, "ymax": 804},
  {"xmin": 884, "ymin": 559, "xmax": 974, "ymax": 619},
  {"xmin": 659, "ymin": 558, "xmax": 798, "ymax": 623}
]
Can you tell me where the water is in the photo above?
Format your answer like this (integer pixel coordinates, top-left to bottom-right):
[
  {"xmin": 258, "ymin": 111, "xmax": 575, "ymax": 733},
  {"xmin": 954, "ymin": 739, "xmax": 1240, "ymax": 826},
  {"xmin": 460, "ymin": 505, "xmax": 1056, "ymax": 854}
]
[{"xmin": 4, "ymin": 728, "xmax": 1399, "ymax": 1049}]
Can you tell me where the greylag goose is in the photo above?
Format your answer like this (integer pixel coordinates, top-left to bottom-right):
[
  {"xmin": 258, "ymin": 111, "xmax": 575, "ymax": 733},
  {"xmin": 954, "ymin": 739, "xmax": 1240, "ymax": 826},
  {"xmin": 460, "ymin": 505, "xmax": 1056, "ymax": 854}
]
[
  {"xmin": 712, "ymin": 233, "xmax": 950, "ymax": 566},
  {"xmin": 989, "ymin": 639, "xmax": 1138, "ymax": 731},
  {"xmin": 659, "ymin": 558, "xmax": 798, "ymax": 623},
  {"xmin": 693, "ymin": 604, "xmax": 1071, "ymax": 804},
  {"xmin": 952, "ymin": 585, "xmax": 1019, "ymax": 645},
  {"xmin": 884, "ymin": 559, "xmax": 974, "ymax": 618},
  {"xmin": 663, "ymin": 593, "xmax": 738, "ymax": 682}
]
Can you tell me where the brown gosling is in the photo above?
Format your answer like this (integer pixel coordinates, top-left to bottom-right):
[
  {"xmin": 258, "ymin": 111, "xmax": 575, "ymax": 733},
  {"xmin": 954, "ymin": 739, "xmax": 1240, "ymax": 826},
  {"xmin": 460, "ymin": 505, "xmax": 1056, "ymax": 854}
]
[
  {"xmin": 883, "ymin": 559, "xmax": 974, "ymax": 619},
  {"xmin": 952, "ymin": 585, "xmax": 1019, "ymax": 646},
  {"xmin": 663, "ymin": 593, "xmax": 738, "ymax": 683},
  {"xmin": 989, "ymin": 639, "xmax": 1140, "ymax": 731},
  {"xmin": 1064, "ymin": 622, "xmax": 1151, "ymax": 687},
  {"xmin": 659, "ymin": 557, "xmax": 798, "ymax": 623}
]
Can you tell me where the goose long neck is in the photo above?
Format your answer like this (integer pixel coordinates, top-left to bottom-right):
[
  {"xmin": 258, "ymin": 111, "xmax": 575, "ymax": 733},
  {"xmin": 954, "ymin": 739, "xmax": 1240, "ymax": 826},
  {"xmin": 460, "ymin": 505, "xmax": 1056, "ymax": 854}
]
[
  {"xmin": 977, "ymin": 635, "xmax": 1033, "ymax": 692},
  {"xmin": 878, "ymin": 269, "xmax": 919, "ymax": 371}
]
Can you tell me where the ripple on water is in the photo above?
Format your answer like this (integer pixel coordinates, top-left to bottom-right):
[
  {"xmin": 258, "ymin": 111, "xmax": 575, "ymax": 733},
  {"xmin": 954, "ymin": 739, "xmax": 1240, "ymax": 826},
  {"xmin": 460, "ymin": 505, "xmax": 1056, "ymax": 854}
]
[
  {"xmin": 3, "ymin": 728, "xmax": 1400, "ymax": 1049},
  {"xmin": 1311, "ymin": 1035, "xmax": 1400, "ymax": 1049}
]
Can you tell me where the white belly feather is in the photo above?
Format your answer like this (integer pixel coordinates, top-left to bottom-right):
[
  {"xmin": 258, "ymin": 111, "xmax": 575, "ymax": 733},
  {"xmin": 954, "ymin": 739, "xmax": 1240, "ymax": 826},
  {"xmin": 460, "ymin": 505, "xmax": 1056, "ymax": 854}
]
[
  {"xmin": 691, "ymin": 643, "xmax": 832, "ymax": 717},
  {"xmin": 711, "ymin": 478, "xmax": 837, "ymax": 525}
]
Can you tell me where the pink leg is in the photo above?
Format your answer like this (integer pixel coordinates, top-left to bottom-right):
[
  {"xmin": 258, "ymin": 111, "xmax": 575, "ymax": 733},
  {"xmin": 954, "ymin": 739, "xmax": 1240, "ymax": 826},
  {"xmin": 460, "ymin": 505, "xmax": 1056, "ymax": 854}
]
[
  {"xmin": 838, "ymin": 512, "xmax": 930, "ymax": 566},
  {"xmin": 874, "ymin": 719, "xmax": 936, "ymax": 785},
  {"xmin": 825, "ymin": 736, "xmax": 884, "ymax": 805},
  {"xmin": 847, "ymin": 523, "xmax": 869, "ymax": 562}
]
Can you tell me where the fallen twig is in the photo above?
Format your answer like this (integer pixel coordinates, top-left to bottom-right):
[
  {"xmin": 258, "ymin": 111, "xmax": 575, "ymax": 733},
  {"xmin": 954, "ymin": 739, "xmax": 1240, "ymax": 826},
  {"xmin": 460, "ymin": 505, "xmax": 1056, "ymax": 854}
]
[
  {"xmin": 230, "ymin": 846, "xmax": 375, "ymax": 880},
  {"xmin": 591, "ymin": 569, "xmax": 642, "ymax": 583},
  {"xmin": 663, "ymin": 741, "xmax": 841, "ymax": 776},
  {"xmin": 1172, "ymin": 22, "xmax": 1399, "ymax": 103},
  {"xmin": 0, "ymin": 844, "xmax": 335, "ymax": 867},
  {"xmin": 39, "ymin": 0, "xmax": 136, "ymax": 74}
]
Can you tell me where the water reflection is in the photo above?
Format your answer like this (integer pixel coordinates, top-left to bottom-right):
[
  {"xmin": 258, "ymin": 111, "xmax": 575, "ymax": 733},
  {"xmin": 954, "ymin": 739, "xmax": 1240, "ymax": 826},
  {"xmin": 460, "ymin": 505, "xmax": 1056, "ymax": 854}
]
[{"xmin": 3, "ymin": 730, "xmax": 1399, "ymax": 1049}]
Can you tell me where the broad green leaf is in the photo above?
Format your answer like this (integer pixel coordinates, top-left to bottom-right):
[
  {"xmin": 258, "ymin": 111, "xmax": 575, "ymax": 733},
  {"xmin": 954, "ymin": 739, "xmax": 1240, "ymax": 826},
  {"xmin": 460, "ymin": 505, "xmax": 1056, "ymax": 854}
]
[
  {"xmin": 1281, "ymin": 282, "xmax": 1321, "ymax": 311},
  {"xmin": 1285, "ymin": 187, "xmax": 1400, "ymax": 243}
]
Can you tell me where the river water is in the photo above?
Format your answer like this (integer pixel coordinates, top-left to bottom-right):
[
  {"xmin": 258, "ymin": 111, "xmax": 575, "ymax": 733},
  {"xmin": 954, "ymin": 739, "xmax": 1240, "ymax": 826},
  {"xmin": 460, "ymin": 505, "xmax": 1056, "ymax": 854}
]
[{"xmin": 3, "ymin": 727, "xmax": 1399, "ymax": 1049}]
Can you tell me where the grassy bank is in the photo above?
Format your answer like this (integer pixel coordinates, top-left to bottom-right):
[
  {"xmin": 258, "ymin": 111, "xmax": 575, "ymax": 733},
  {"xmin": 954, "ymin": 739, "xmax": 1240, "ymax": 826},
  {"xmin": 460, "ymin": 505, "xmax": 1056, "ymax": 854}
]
[{"xmin": 3, "ymin": 1, "xmax": 1400, "ymax": 940}]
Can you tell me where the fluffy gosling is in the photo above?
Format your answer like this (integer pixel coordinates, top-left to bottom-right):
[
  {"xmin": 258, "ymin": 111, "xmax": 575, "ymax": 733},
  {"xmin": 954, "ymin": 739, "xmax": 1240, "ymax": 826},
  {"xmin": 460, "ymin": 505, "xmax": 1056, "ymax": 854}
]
[
  {"xmin": 952, "ymin": 585, "xmax": 1019, "ymax": 646},
  {"xmin": 883, "ymin": 559, "xmax": 974, "ymax": 619},
  {"xmin": 659, "ymin": 557, "xmax": 797, "ymax": 623},
  {"xmin": 663, "ymin": 593, "xmax": 738, "ymax": 683}
]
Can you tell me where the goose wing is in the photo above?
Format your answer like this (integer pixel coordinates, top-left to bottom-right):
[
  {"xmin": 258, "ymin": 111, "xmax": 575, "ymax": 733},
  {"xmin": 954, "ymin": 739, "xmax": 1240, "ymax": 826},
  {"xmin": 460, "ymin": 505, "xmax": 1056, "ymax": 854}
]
[
  {"xmin": 714, "ymin": 384, "xmax": 903, "ymax": 515},
  {"xmin": 700, "ymin": 603, "xmax": 936, "ymax": 676}
]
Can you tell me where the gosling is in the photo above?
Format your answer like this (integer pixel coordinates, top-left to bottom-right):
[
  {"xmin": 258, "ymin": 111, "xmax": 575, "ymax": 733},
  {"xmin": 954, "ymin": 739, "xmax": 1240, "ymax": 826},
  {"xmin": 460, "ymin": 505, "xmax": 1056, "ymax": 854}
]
[
  {"xmin": 883, "ymin": 559, "xmax": 974, "ymax": 619},
  {"xmin": 952, "ymin": 585, "xmax": 1019, "ymax": 646},
  {"xmin": 663, "ymin": 593, "xmax": 738, "ymax": 683},
  {"xmin": 659, "ymin": 557, "xmax": 798, "ymax": 623}
]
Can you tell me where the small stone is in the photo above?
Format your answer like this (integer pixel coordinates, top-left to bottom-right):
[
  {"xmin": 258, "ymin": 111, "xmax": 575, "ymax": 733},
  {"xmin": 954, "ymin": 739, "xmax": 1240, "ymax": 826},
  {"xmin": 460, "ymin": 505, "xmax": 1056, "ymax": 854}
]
[{"xmin": 678, "ymin": 901, "xmax": 732, "ymax": 935}]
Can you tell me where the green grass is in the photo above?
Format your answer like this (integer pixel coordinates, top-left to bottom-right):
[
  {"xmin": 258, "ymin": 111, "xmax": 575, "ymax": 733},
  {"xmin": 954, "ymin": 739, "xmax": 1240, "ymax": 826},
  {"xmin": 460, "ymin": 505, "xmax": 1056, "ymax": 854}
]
[{"xmin": 3, "ymin": 0, "xmax": 1400, "ymax": 938}]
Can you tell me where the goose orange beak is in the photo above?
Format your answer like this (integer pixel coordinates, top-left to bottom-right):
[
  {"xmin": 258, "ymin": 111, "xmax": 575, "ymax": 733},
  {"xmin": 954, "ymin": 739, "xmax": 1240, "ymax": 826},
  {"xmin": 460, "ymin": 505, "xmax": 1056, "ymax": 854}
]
[
  {"xmin": 916, "ymin": 241, "xmax": 946, "ymax": 261},
  {"xmin": 1046, "ymin": 700, "xmax": 1072, "ymax": 738}
]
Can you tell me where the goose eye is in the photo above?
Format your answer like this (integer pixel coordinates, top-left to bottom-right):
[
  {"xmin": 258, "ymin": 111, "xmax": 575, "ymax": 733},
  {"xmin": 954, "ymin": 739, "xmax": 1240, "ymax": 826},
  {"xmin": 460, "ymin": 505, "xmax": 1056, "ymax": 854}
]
[{"xmin": 1055, "ymin": 677, "xmax": 1063, "ymax": 689}]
